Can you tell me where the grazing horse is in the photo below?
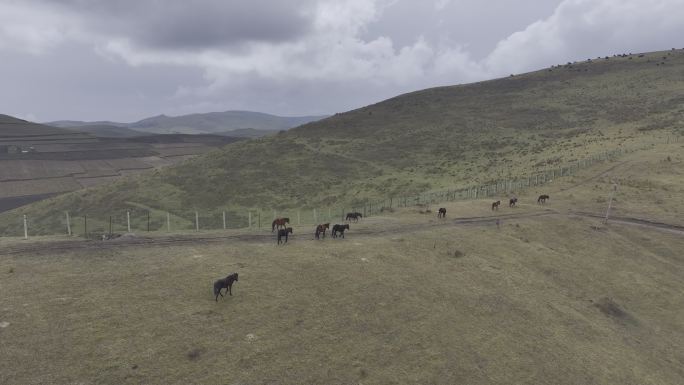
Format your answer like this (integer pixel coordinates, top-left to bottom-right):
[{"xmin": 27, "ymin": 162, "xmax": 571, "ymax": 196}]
[
  {"xmin": 509, "ymin": 197, "xmax": 518, "ymax": 207},
  {"xmin": 491, "ymin": 201, "xmax": 501, "ymax": 211},
  {"xmin": 314, "ymin": 223, "xmax": 330, "ymax": 239},
  {"xmin": 332, "ymin": 224, "xmax": 350, "ymax": 238},
  {"xmin": 271, "ymin": 217, "xmax": 290, "ymax": 232},
  {"xmin": 277, "ymin": 227, "xmax": 293, "ymax": 244},
  {"xmin": 346, "ymin": 212, "xmax": 363, "ymax": 222},
  {"xmin": 437, "ymin": 208, "xmax": 447, "ymax": 218},
  {"xmin": 213, "ymin": 273, "xmax": 238, "ymax": 302},
  {"xmin": 537, "ymin": 194, "xmax": 550, "ymax": 204}
]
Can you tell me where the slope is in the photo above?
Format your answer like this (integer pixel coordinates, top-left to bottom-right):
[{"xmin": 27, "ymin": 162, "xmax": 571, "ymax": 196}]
[{"xmin": 3, "ymin": 49, "xmax": 684, "ymax": 234}]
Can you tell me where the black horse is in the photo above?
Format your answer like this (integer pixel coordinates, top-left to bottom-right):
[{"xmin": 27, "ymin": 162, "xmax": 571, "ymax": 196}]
[
  {"xmin": 213, "ymin": 273, "xmax": 238, "ymax": 302},
  {"xmin": 537, "ymin": 194, "xmax": 550, "ymax": 204},
  {"xmin": 346, "ymin": 212, "xmax": 363, "ymax": 222},
  {"xmin": 332, "ymin": 224, "xmax": 350, "ymax": 238},
  {"xmin": 277, "ymin": 227, "xmax": 293, "ymax": 244},
  {"xmin": 491, "ymin": 201, "xmax": 501, "ymax": 211},
  {"xmin": 315, "ymin": 223, "xmax": 330, "ymax": 239},
  {"xmin": 437, "ymin": 208, "xmax": 447, "ymax": 218},
  {"xmin": 509, "ymin": 197, "xmax": 518, "ymax": 207}
]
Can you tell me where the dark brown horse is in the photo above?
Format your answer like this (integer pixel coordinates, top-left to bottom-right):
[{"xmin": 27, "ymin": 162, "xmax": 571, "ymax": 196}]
[
  {"xmin": 437, "ymin": 208, "xmax": 447, "ymax": 218},
  {"xmin": 277, "ymin": 227, "xmax": 293, "ymax": 244},
  {"xmin": 213, "ymin": 273, "xmax": 238, "ymax": 302},
  {"xmin": 509, "ymin": 197, "xmax": 518, "ymax": 207},
  {"xmin": 492, "ymin": 201, "xmax": 501, "ymax": 210},
  {"xmin": 332, "ymin": 224, "xmax": 350, "ymax": 238},
  {"xmin": 314, "ymin": 223, "xmax": 330, "ymax": 239},
  {"xmin": 272, "ymin": 217, "xmax": 290, "ymax": 232},
  {"xmin": 537, "ymin": 194, "xmax": 549, "ymax": 204},
  {"xmin": 346, "ymin": 212, "xmax": 363, "ymax": 222}
]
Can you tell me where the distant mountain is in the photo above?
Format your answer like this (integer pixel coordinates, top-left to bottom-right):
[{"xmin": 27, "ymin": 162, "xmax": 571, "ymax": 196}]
[
  {"xmin": 62, "ymin": 124, "xmax": 146, "ymax": 138},
  {"xmin": 45, "ymin": 110, "xmax": 328, "ymax": 136}
]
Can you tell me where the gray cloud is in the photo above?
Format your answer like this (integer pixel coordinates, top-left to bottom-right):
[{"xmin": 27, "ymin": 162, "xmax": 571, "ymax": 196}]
[{"xmin": 2, "ymin": 0, "xmax": 684, "ymax": 122}]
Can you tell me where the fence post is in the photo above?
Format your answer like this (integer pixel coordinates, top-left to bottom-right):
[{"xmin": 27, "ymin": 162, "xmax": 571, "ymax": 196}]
[
  {"xmin": 258, "ymin": 210, "xmax": 261, "ymax": 229},
  {"xmin": 248, "ymin": 211, "xmax": 252, "ymax": 229},
  {"xmin": 223, "ymin": 211, "xmax": 226, "ymax": 230},
  {"xmin": 127, "ymin": 210, "xmax": 131, "ymax": 233},
  {"xmin": 23, "ymin": 214, "xmax": 28, "ymax": 240},
  {"xmin": 66, "ymin": 211, "xmax": 71, "ymax": 236},
  {"xmin": 109, "ymin": 216, "xmax": 112, "ymax": 235},
  {"xmin": 195, "ymin": 211, "xmax": 199, "ymax": 232},
  {"xmin": 313, "ymin": 208, "xmax": 317, "ymax": 224},
  {"xmin": 84, "ymin": 215, "xmax": 87, "ymax": 239},
  {"xmin": 167, "ymin": 212, "xmax": 171, "ymax": 232},
  {"xmin": 147, "ymin": 211, "xmax": 150, "ymax": 232}
]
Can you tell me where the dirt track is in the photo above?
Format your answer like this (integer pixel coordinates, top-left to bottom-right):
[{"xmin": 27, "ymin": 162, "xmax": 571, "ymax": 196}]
[{"xmin": 2, "ymin": 209, "xmax": 682, "ymax": 256}]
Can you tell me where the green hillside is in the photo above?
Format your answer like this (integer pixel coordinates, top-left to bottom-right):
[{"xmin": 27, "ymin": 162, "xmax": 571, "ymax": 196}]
[{"xmin": 2, "ymin": 49, "xmax": 683, "ymax": 235}]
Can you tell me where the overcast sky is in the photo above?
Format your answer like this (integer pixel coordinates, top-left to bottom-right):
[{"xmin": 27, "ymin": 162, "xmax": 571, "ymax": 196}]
[{"xmin": 2, "ymin": 0, "xmax": 683, "ymax": 122}]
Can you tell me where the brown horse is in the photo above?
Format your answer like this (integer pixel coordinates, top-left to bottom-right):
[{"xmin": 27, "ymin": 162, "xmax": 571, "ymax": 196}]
[
  {"xmin": 437, "ymin": 208, "xmax": 446, "ymax": 218},
  {"xmin": 314, "ymin": 223, "xmax": 330, "ymax": 239},
  {"xmin": 509, "ymin": 197, "xmax": 518, "ymax": 207},
  {"xmin": 491, "ymin": 201, "xmax": 501, "ymax": 210},
  {"xmin": 272, "ymin": 217, "xmax": 290, "ymax": 232},
  {"xmin": 537, "ymin": 194, "xmax": 549, "ymax": 204}
]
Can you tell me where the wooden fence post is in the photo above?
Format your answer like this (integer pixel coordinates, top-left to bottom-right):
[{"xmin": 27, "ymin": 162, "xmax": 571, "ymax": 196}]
[
  {"xmin": 248, "ymin": 211, "xmax": 252, "ymax": 228},
  {"xmin": 167, "ymin": 212, "xmax": 171, "ymax": 232},
  {"xmin": 66, "ymin": 211, "xmax": 71, "ymax": 236},
  {"xmin": 84, "ymin": 215, "xmax": 87, "ymax": 239},
  {"xmin": 23, "ymin": 214, "xmax": 28, "ymax": 240},
  {"xmin": 223, "ymin": 211, "xmax": 226, "ymax": 230},
  {"xmin": 195, "ymin": 211, "xmax": 199, "ymax": 232},
  {"xmin": 127, "ymin": 210, "xmax": 131, "ymax": 233}
]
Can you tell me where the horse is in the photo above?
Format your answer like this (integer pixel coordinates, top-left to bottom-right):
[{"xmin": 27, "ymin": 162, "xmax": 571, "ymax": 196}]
[
  {"xmin": 509, "ymin": 197, "xmax": 518, "ymax": 207},
  {"xmin": 491, "ymin": 201, "xmax": 501, "ymax": 211},
  {"xmin": 537, "ymin": 194, "xmax": 549, "ymax": 204},
  {"xmin": 332, "ymin": 224, "xmax": 350, "ymax": 238},
  {"xmin": 346, "ymin": 212, "xmax": 362, "ymax": 222},
  {"xmin": 213, "ymin": 273, "xmax": 238, "ymax": 302},
  {"xmin": 271, "ymin": 217, "xmax": 290, "ymax": 232},
  {"xmin": 314, "ymin": 223, "xmax": 330, "ymax": 239},
  {"xmin": 277, "ymin": 227, "xmax": 293, "ymax": 244},
  {"xmin": 437, "ymin": 208, "xmax": 447, "ymax": 218}
]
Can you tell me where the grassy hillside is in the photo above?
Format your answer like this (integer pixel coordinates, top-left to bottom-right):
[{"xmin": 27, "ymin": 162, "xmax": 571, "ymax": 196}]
[
  {"xmin": 1, "ymin": 146, "xmax": 683, "ymax": 384},
  {"xmin": 3, "ymin": 49, "xmax": 683, "ymax": 234}
]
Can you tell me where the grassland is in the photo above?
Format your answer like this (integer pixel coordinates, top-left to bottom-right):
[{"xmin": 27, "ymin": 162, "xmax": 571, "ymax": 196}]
[
  {"xmin": 0, "ymin": 115, "xmax": 243, "ymax": 213},
  {"xmin": 2, "ymin": 49, "xmax": 682, "ymax": 236},
  {"xmin": 1, "ymin": 143, "xmax": 683, "ymax": 384}
]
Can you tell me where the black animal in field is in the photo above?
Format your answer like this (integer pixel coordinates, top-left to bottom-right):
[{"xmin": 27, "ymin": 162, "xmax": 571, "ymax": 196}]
[
  {"xmin": 537, "ymin": 194, "xmax": 550, "ymax": 204},
  {"xmin": 213, "ymin": 273, "xmax": 238, "ymax": 302},
  {"xmin": 346, "ymin": 212, "xmax": 363, "ymax": 222},
  {"xmin": 277, "ymin": 227, "xmax": 293, "ymax": 244},
  {"xmin": 509, "ymin": 197, "xmax": 518, "ymax": 207},
  {"xmin": 437, "ymin": 208, "xmax": 447, "ymax": 218},
  {"xmin": 332, "ymin": 224, "xmax": 350, "ymax": 238},
  {"xmin": 491, "ymin": 201, "xmax": 501, "ymax": 211}
]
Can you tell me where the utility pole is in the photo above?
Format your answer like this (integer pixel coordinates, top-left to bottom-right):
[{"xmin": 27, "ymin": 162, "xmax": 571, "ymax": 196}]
[{"xmin": 604, "ymin": 181, "xmax": 618, "ymax": 224}]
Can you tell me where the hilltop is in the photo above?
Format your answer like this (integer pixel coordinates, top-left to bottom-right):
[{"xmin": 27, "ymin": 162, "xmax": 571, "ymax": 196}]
[
  {"xmin": 47, "ymin": 110, "xmax": 328, "ymax": 136},
  {"xmin": 3, "ymin": 49, "xmax": 684, "ymax": 234}
]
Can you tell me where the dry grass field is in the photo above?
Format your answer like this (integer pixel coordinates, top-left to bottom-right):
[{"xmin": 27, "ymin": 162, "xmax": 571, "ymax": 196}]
[{"xmin": 1, "ymin": 144, "xmax": 683, "ymax": 385}]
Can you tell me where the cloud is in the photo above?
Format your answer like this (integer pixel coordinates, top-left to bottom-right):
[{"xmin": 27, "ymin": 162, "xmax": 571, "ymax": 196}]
[
  {"xmin": 3, "ymin": 0, "xmax": 684, "ymax": 122},
  {"xmin": 484, "ymin": 0, "xmax": 684, "ymax": 74}
]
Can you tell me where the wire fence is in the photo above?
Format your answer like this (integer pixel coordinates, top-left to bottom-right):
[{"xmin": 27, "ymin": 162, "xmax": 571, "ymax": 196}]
[{"xmin": 4, "ymin": 137, "xmax": 678, "ymax": 239}]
